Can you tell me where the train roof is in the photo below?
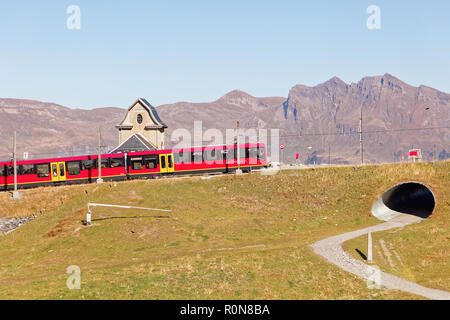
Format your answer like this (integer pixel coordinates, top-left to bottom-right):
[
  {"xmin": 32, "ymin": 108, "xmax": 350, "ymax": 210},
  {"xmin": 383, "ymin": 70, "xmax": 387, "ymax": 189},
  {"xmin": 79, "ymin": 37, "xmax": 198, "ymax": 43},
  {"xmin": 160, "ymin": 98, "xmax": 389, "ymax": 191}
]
[{"xmin": 0, "ymin": 143, "xmax": 266, "ymax": 166}]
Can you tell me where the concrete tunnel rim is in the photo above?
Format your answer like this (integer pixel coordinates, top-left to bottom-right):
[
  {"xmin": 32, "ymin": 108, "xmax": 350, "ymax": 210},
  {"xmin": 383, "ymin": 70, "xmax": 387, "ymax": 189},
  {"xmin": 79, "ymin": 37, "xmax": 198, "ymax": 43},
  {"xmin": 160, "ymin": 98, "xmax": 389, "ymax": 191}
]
[{"xmin": 370, "ymin": 181, "xmax": 436, "ymax": 221}]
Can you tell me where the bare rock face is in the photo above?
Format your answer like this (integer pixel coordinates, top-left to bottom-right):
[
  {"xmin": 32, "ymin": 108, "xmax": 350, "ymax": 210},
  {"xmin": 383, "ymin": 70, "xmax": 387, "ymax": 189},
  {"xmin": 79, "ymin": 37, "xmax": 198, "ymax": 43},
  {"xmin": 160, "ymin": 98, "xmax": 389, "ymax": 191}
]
[
  {"xmin": 0, "ymin": 74, "xmax": 448, "ymax": 164},
  {"xmin": 275, "ymin": 74, "xmax": 449, "ymax": 163}
]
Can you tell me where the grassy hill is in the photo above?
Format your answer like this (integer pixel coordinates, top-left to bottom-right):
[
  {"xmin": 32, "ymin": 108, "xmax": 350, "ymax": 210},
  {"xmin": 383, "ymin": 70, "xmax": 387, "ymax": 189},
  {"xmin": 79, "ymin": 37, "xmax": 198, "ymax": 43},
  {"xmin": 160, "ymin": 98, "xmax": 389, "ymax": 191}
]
[{"xmin": 0, "ymin": 162, "xmax": 448, "ymax": 299}]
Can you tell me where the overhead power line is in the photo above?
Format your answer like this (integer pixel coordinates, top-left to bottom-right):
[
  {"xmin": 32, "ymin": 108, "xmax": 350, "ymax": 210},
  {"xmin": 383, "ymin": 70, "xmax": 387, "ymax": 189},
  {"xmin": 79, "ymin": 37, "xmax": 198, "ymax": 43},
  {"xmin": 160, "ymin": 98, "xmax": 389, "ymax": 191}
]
[{"xmin": 0, "ymin": 125, "xmax": 448, "ymax": 161}]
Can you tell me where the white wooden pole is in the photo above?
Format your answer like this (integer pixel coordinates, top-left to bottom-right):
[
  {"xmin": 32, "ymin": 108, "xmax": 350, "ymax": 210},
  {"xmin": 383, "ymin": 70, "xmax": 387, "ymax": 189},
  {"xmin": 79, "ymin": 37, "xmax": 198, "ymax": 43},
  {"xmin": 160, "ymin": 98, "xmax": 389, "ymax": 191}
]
[{"xmin": 368, "ymin": 232, "xmax": 373, "ymax": 263}]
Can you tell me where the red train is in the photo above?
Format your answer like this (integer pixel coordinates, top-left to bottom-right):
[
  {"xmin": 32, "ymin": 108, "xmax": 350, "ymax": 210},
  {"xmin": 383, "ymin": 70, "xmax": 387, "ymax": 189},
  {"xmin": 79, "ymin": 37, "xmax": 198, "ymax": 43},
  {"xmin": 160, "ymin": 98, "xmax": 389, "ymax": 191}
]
[{"xmin": 0, "ymin": 143, "xmax": 268, "ymax": 191}]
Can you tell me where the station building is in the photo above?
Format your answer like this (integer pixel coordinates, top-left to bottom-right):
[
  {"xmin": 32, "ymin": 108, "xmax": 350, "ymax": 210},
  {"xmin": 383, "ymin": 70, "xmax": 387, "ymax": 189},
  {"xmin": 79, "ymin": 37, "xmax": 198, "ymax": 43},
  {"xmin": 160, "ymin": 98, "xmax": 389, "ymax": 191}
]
[{"xmin": 111, "ymin": 98, "xmax": 167, "ymax": 153}]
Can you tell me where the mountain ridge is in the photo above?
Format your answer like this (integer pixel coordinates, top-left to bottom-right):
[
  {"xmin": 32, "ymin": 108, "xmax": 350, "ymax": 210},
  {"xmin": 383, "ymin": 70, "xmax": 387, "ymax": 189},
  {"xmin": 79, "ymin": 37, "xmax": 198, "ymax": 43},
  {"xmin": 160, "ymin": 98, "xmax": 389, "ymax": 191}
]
[{"xmin": 1, "ymin": 74, "xmax": 448, "ymax": 163}]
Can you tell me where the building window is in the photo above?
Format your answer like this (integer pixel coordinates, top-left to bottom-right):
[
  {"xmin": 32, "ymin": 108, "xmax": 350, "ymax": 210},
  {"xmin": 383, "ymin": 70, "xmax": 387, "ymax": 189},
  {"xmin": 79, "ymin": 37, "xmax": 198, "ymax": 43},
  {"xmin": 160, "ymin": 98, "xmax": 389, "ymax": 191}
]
[{"xmin": 137, "ymin": 114, "xmax": 143, "ymax": 124}]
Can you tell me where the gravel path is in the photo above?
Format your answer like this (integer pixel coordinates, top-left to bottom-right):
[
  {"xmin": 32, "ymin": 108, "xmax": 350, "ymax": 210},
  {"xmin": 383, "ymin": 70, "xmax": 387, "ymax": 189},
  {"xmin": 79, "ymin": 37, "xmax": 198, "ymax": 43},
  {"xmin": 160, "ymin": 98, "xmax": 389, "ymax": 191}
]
[
  {"xmin": 310, "ymin": 214, "xmax": 450, "ymax": 300},
  {"xmin": 0, "ymin": 217, "xmax": 35, "ymax": 235}
]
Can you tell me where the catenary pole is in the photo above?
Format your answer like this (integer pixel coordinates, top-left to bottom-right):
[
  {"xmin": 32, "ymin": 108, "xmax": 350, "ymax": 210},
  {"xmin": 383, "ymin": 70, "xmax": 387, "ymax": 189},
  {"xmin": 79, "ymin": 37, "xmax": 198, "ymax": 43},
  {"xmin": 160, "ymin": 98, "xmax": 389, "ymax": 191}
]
[
  {"xmin": 236, "ymin": 121, "xmax": 242, "ymax": 175},
  {"xmin": 97, "ymin": 127, "xmax": 103, "ymax": 184},
  {"xmin": 360, "ymin": 108, "xmax": 364, "ymax": 164}
]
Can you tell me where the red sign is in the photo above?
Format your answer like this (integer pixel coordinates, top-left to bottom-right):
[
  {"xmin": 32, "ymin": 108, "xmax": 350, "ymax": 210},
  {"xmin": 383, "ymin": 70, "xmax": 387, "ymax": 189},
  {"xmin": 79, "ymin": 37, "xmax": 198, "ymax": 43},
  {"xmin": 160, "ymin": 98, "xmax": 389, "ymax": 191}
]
[
  {"xmin": 296, "ymin": 152, "xmax": 299, "ymax": 159},
  {"xmin": 409, "ymin": 151, "xmax": 418, "ymax": 157},
  {"xmin": 280, "ymin": 144, "xmax": 285, "ymax": 150}
]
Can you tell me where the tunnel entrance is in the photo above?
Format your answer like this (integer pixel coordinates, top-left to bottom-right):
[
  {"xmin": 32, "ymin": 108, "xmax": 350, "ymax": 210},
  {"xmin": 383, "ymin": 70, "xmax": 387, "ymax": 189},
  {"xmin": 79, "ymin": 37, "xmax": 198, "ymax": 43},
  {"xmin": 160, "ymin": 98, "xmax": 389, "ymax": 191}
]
[{"xmin": 371, "ymin": 182, "xmax": 435, "ymax": 221}]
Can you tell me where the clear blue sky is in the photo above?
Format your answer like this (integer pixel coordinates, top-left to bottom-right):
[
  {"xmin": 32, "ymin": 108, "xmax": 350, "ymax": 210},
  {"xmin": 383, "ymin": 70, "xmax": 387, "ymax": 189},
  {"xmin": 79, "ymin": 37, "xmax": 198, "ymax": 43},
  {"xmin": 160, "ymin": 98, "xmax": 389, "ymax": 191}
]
[{"xmin": 1, "ymin": 0, "xmax": 449, "ymax": 109}]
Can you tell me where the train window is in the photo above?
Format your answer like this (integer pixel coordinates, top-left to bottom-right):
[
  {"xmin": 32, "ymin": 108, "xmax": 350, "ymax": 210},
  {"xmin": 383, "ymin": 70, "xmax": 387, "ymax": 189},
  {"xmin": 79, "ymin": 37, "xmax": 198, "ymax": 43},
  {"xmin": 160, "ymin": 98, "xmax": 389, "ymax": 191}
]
[
  {"xmin": 160, "ymin": 156, "xmax": 166, "ymax": 169},
  {"xmin": 7, "ymin": 166, "xmax": 14, "ymax": 176},
  {"xmin": 0, "ymin": 165, "xmax": 4, "ymax": 176},
  {"xmin": 203, "ymin": 149, "xmax": 217, "ymax": 161},
  {"xmin": 67, "ymin": 161, "xmax": 81, "ymax": 175},
  {"xmin": 249, "ymin": 148, "xmax": 258, "ymax": 159},
  {"xmin": 191, "ymin": 151, "xmax": 202, "ymax": 162},
  {"xmin": 222, "ymin": 149, "xmax": 234, "ymax": 160},
  {"xmin": 168, "ymin": 155, "xmax": 173, "ymax": 168},
  {"xmin": 36, "ymin": 164, "xmax": 50, "ymax": 178},
  {"xmin": 237, "ymin": 147, "xmax": 248, "ymax": 159},
  {"xmin": 101, "ymin": 159, "xmax": 109, "ymax": 169},
  {"xmin": 144, "ymin": 156, "xmax": 158, "ymax": 169},
  {"xmin": 131, "ymin": 160, "xmax": 143, "ymax": 170},
  {"xmin": 21, "ymin": 164, "xmax": 35, "ymax": 175},
  {"xmin": 52, "ymin": 164, "xmax": 58, "ymax": 177},
  {"xmin": 257, "ymin": 147, "xmax": 265, "ymax": 160},
  {"xmin": 94, "ymin": 158, "xmax": 109, "ymax": 169},
  {"xmin": 174, "ymin": 152, "xmax": 181, "ymax": 164},
  {"xmin": 175, "ymin": 151, "xmax": 190, "ymax": 164},
  {"xmin": 211, "ymin": 149, "xmax": 223, "ymax": 161},
  {"xmin": 59, "ymin": 163, "xmax": 65, "ymax": 177},
  {"xmin": 110, "ymin": 157, "xmax": 124, "ymax": 168},
  {"xmin": 82, "ymin": 160, "xmax": 95, "ymax": 170}
]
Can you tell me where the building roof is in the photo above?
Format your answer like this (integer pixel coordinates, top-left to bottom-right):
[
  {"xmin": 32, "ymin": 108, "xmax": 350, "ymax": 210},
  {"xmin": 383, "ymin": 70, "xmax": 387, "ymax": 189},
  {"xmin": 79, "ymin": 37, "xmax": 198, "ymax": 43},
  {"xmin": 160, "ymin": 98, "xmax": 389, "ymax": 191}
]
[
  {"xmin": 110, "ymin": 133, "xmax": 157, "ymax": 154},
  {"xmin": 116, "ymin": 98, "xmax": 168, "ymax": 129}
]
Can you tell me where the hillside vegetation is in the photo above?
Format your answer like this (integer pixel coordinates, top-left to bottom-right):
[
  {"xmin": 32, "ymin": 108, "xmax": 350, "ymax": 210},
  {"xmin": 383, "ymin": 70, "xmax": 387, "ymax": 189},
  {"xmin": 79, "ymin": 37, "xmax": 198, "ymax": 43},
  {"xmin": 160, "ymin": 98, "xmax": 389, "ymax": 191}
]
[{"xmin": 0, "ymin": 161, "xmax": 448, "ymax": 299}]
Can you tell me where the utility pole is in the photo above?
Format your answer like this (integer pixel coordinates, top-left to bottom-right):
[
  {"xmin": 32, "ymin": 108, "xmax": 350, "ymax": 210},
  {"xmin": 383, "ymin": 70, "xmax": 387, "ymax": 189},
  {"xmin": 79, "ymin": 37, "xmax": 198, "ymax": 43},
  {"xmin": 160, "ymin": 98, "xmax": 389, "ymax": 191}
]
[
  {"xmin": 97, "ymin": 127, "xmax": 103, "ymax": 184},
  {"xmin": 12, "ymin": 131, "xmax": 21, "ymax": 199},
  {"xmin": 434, "ymin": 144, "xmax": 437, "ymax": 162},
  {"xmin": 368, "ymin": 232, "xmax": 373, "ymax": 264},
  {"xmin": 236, "ymin": 121, "xmax": 242, "ymax": 175},
  {"xmin": 359, "ymin": 108, "xmax": 364, "ymax": 165}
]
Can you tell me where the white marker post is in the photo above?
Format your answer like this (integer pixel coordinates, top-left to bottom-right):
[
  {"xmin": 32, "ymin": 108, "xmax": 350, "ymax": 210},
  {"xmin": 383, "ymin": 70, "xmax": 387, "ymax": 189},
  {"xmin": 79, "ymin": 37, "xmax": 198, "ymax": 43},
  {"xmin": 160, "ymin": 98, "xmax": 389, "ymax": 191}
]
[
  {"xmin": 86, "ymin": 203, "xmax": 172, "ymax": 225},
  {"xmin": 368, "ymin": 232, "xmax": 373, "ymax": 263}
]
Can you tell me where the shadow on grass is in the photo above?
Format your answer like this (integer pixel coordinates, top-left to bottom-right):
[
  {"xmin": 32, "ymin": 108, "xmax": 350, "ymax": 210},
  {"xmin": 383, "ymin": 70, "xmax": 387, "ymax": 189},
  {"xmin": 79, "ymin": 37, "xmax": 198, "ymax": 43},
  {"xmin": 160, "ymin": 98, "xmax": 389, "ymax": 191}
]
[
  {"xmin": 81, "ymin": 215, "xmax": 170, "ymax": 225},
  {"xmin": 355, "ymin": 248, "xmax": 367, "ymax": 260}
]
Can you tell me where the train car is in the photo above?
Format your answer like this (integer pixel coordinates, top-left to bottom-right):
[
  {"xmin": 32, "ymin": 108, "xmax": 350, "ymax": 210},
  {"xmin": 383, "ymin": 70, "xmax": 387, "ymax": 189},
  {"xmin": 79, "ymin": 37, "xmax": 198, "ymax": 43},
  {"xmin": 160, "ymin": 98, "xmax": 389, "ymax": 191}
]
[
  {"xmin": 0, "ymin": 153, "xmax": 128, "ymax": 191},
  {"xmin": 0, "ymin": 143, "xmax": 268, "ymax": 191},
  {"xmin": 126, "ymin": 143, "xmax": 268, "ymax": 178}
]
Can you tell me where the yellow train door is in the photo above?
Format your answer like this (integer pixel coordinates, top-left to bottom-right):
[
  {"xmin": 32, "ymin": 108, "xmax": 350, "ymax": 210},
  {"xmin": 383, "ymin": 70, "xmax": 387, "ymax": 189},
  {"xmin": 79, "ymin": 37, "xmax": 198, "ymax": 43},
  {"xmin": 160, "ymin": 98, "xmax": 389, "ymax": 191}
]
[
  {"xmin": 159, "ymin": 154, "xmax": 174, "ymax": 173},
  {"xmin": 51, "ymin": 162, "xmax": 67, "ymax": 182},
  {"xmin": 159, "ymin": 154, "xmax": 167, "ymax": 173},
  {"xmin": 167, "ymin": 154, "xmax": 175, "ymax": 173}
]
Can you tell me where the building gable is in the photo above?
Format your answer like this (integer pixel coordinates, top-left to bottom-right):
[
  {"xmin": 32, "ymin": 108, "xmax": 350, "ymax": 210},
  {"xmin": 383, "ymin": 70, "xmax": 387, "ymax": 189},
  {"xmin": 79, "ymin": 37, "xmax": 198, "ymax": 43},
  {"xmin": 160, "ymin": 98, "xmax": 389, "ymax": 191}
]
[
  {"xmin": 117, "ymin": 98, "xmax": 167, "ymax": 129},
  {"xmin": 115, "ymin": 98, "xmax": 167, "ymax": 151}
]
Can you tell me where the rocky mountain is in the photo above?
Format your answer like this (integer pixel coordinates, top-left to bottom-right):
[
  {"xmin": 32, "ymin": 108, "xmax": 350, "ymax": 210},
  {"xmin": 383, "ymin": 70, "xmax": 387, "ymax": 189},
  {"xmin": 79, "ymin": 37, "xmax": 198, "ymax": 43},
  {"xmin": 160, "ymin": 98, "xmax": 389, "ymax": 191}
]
[
  {"xmin": 0, "ymin": 74, "xmax": 448, "ymax": 164},
  {"xmin": 157, "ymin": 90, "xmax": 285, "ymax": 145},
  {"xmin": 277, "ymin": 74, "xmax": 450, "ymax": 163},
  {"xmin": 0, "ymin": 99, "xmax": 124, "ymax": 160}
]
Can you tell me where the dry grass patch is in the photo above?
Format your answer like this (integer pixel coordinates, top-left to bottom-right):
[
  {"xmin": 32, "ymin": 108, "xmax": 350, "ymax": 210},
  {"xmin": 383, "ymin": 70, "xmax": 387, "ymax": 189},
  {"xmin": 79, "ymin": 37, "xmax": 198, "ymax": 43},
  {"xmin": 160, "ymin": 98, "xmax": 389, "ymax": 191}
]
[{"xmin": 0, "ymin": 161, "xmax": 448, "ymax": 299}]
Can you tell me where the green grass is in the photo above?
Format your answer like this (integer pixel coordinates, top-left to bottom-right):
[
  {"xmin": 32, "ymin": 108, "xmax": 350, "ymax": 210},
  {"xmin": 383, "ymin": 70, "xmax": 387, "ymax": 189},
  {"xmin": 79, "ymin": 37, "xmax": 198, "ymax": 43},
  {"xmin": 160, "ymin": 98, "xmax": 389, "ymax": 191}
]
[{"xmin": 0, "ymin": 161, "xmax": 448, "ymax": 299}]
